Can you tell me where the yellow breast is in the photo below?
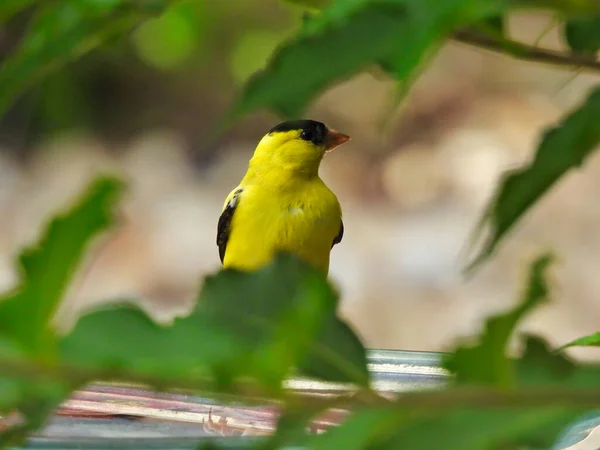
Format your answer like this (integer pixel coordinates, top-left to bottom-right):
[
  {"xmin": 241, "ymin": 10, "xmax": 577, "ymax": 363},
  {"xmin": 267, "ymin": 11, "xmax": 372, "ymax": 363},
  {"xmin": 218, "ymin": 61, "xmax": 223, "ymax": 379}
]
[{"xmin": 223, "ymin": 178, "xmax": 341, "ymax": 274}]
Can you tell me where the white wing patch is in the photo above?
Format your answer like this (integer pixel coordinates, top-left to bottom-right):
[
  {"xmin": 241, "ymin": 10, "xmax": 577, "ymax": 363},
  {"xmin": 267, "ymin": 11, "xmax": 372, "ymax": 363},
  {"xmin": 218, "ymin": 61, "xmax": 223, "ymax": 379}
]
[{"xmin": 230, "ymin": 190, "xmax": 241, "ymax": 208}]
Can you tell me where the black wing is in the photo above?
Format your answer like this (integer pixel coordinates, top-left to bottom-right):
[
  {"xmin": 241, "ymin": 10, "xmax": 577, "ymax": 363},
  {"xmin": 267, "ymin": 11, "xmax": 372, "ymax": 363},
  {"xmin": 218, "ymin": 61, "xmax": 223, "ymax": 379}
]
[
  {"xmin": 332, "ymin": 220, "xmax": 343, "ymax": 249},
  {"xmin": 217, "ymin": 188, "xmax": 242, "ymax": 264}
]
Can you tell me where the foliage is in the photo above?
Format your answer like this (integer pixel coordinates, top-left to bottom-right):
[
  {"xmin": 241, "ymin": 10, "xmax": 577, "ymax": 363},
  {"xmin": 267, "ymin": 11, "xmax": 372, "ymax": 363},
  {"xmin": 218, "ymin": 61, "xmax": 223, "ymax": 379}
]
[
  {"xmin": 131, "ymin": 2, "xmax": 199, "ymax": 71},
  {"xmin": 443, "ymin": 254, "xmax": 554, "ymax": 387},
  {"xmin": 229, "ymin": 0, "xmax": 499, "ymax": 120},
  {"xmin": 0, "ymin": 0, "xmax": 186, "ymax": 117},
  {"xmin": 1, "ymin": 0, "xmax": 600, "ymax": 449},
  {"xmin": 564, "ymin": 17, "xmax": 600, "ymax": 55},
  {"xmin": 0, "ymin": 176, "xmax": 123, "ymax": 447},
  {"xmin": 560, "ymin": 332, "xmax": 600, "ymax": 349},
  {"xmin": 467, "ymin": 88, "xmax": 600, "ymax": 270},
  {"xmin": 293, "ymin": 257, "xmax": 594, "ymax": 450},
  {"xmin": 0, "ymin": 177, "xmax": 124, "ymax": 357},
  {"xmin": 2, "ymin": 184, "xmax": 599, "ymax": 448},
  {"xmin": 61, "ymin": 253, "xmax": 368, "ymax": 390}
]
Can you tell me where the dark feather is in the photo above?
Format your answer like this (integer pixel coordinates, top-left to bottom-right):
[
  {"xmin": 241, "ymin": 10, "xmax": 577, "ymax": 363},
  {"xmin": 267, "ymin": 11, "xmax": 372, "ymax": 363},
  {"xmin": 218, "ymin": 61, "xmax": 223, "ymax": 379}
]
[
  {"xmin": 332, "ymin": 220, "xmax": 344, "ymax": 249},
  {"xmin": 268, "ymin": 120, "xmax": 327, "ymax": 146},
  {"xmin": 217, "ymin": 188, "xmax": 242, "ymax": 264}
]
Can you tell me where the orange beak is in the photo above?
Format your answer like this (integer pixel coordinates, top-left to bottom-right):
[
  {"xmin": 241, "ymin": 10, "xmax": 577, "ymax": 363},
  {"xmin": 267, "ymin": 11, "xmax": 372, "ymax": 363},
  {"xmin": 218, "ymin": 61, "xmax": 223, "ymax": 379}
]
[{"xmin": 324, "ymin": 129, "xmax": 351, "ymax": 152}]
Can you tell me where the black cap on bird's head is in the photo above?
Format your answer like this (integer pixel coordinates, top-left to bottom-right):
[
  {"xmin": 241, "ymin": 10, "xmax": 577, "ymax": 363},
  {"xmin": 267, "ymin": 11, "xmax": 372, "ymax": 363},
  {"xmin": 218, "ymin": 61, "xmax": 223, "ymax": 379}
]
[{"xmin": 268, "ymin": 120, "xmax": 350, "ymax": 151}]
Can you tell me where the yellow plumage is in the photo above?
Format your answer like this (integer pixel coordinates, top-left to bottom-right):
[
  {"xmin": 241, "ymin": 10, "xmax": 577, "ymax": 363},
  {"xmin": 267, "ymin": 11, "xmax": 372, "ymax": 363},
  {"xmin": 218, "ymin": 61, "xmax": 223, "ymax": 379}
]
[{"xmin": 217, "ymin": 120, "xmax": 350, "ymax": 275}]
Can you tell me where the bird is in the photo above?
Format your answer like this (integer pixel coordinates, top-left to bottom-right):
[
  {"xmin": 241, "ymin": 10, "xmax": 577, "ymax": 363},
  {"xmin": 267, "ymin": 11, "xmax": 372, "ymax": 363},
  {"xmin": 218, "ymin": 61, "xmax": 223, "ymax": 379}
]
[{"xmin": 217, "ymin": 119, "xmax": 350, "ymax": 275}]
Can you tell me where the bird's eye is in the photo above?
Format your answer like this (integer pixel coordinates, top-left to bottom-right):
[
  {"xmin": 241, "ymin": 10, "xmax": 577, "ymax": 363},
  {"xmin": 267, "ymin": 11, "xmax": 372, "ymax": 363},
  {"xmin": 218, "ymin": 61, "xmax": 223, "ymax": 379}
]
[{"xmin": 300, "ymin": 129, "xmax": 313, "ymax": 141}]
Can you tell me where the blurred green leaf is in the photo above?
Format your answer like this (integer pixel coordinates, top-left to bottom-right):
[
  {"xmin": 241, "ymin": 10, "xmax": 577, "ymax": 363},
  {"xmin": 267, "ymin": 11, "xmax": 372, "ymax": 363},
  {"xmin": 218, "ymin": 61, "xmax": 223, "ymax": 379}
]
[
  {"xmin": 376, "ymin": 407, "xmax": 583, "ymax": 450},
  {"xmin": 38, "ymin": 71, "xmax": 93, "ymax": 132},
  {"xmin": 468, "ymin": 87, "xmax": 600, "ymax": 270},
  {"xmin": 516, "ymin": 336, "xmax": 576, "ymax": 386},
  {"xmin": 0, "ymin": 337, "xmax": 30, "ymax": 412},
  {"xmin": 283, "ymin": 0, "xmax": 330, "ymax": 10},
  {"xmin": 0, "ymin": 374, "xmax": 75, "ymax": 448},
  {"xmin": 519, "ymin": 0, "xmax": 600, "ymax": 15},
  {"xmin": 308, "ymin": 408, "xmax": 398, "ymax": 450},
  {"xmin": 230, "ymin": 30, "xmax": 290, "ymax": 85},
  {"xmin": 479, "ymin": 15, "xmax": 504, "ymax": 36},
  {"xmin": 0, "ymin": 0, "xmax": 176, "ymax": 117},
  {"xmin": 61, "ymin": 253, "xmax": 369, "ymax": 389},
  {"xmin": 262, "ymin": 406, "xmax": 323, "ymax": 449},
  {"xmin": 0, "ymin": 176, "xmax": 122, "ymax": 445},
  {"xmin": 305, "ymin": 402, "xmax": 585, "ymax": 450},
  {"xmin": 198, "ymin": 253, "xmax": 368, "ymax": 387},
  {"xmin": 301, "ymin": 344, "xmax": 599, "ymax": 450},
  {"xmin": 559, "ymin": 332, "xmax": 600, "ymax": 350},
  {"xmin": 444, "ymin": 254, "xmax": 553, "ymax": 387},
  {"xmin": 231, "ymin": 0, "xmax": 501, "ymax": 120},
  {"xmin": 60, "ymin": 303, "xmax": 236, "ymax": 381},
  {"xmin": 132, "ymin": 2, "xmax": 199, "ymax": 70},
  {"xmin": 0, "ymin": 359, "xmax": 78, "ymax": 446},
  {"xmin": 564, "ymin": 17, "xmax": 600, "ymax": 54},
  {"xmin": 304, "ymin": 258, "xmax": 594, "ymax": 450},
  {"xmin": 0, "ymin": 176, "xmax": 123, "ymax": 357},
  {"xmin": 0, "ymin": 0, "xmax": 35, "ymax": 21},
  {"xmin": 299, "ymin": 317, "xmax": 368, "ymax": 385}
]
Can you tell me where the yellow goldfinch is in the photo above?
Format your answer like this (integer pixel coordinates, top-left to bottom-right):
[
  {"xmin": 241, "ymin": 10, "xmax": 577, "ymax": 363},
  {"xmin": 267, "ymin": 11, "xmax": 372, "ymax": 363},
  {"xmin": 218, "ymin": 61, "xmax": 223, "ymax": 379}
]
[{"xmin": 217, "ymin": 120, "xmax": 350, "ymax": 275}]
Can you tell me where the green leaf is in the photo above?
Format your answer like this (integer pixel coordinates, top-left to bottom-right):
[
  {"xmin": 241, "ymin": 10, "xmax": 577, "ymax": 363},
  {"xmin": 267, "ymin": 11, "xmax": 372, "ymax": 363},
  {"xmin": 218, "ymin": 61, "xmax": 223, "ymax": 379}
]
[
  {"xmin": 0, "ymin": 177, "xmax": 122, "ymax": 445},
  {"xmin": 283, "ymin": 0, "xmax": 330, "ymax": 10},
  {"xmin": 559, "ymin": 332, "xmax": 600, "ymax": 350},
  {"xmin": 304, "ymin": 404, "xmax": 586, "ymax": 450},
  {"xmin": 444, "ymin": 254, "xmax": 553, "ymax": 387},
  {"xmin": 308, "ymin": 408, "xmax": 399, "ymax": 450},
  {"xmin": 377, "ymin": 408, "xmax": 584, "ymax": 450},
  {"xmin": 230, "ymin": 0, "xmax": 500, "ymax": 120},
  {"xmin": 0, "ymin": 337, "xmax": 76, "ymax": 447},
  {"xmin": 60, "ymin": 303, "xmax": 235, "ymax": 381},
  {"xmin": 0, "ymin": 176, "xmax": 124, "ymax": 357},
  {"xmin": 0, "ymin": 0, "xmax": 36, "ymax": 22},
  {"xmin": 518, "ymin": 1, "xmax": 600, "ymax": 16},
  {"xmin": 0, "ymin": 338, "xmax": 30, "ymax": 413},
  {"xmin": 229, "ymin": 30, "xmax": 292, "ymax": 85},
  {"xmin": 262, "ymin": 406, "xmax": 323, "ymax": 449},
  {"xmin": 307, "ymin": 334, "xmax": 594, "ymax": 450},
  {"xmin": 131, "ymin": 2, "xmax": 199, "ymax": 71},
  {"xmin": 0, "ymin": 375, "xmax": 76, "ymax": 448},
  {"xmin": 478, "ymin": 15, "xmax": 504, "ymax": 36},
  {"xmin": 564, "ymin": 17, "xmax": 600, "ymax": 55},
  {"xmin": 61, "ymin": 253, "xmax": 369, "ymax": 389},
  {"xmin": 516, "ymin": 336, "xmax": 576, "ymax": 387},
  {"xmin": 299, "ymin": 318, "xmax": 368, "ymax": 386},
  {"xmin": 468, "ymin": 87, "xmax": 600, "ymax": 270},
  {"xmin": 198, "ymin": 253, "xmax": 368, "ymax": 387},
  {"xmin": 0, "ymin": 0, "xmax": 175, "ymax": 117}
]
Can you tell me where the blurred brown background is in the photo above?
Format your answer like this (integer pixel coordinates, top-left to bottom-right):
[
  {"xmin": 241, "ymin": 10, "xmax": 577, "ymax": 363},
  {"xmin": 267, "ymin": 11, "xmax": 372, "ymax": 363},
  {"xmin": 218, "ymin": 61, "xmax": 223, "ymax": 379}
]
[{"xmin": 1, "ymin": 4, "xmax": 599, "ymax": 359}]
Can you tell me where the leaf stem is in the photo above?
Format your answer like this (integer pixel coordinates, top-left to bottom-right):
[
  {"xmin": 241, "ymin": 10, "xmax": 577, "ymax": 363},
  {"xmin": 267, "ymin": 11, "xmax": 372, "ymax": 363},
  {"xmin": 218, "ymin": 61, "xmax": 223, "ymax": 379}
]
[
  {"xmin": 3, "ymin": 358, "xmax": 600, "ymax": 412},
  {"xmin": 0, "ymin": 357, "xmax": 385, "ymax": 409},
  {"xmin": 392, "ymin": 386, "xmax": 600, "ymax": 410},
  {"xmin": 0, "ymin": 358, "xmax": 270, "ymax": 404},
  {"xmin": 452, "ymin": 28, "xmax": 600, "ymax": 73}
]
